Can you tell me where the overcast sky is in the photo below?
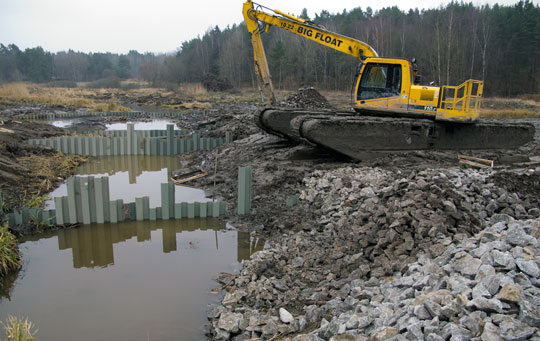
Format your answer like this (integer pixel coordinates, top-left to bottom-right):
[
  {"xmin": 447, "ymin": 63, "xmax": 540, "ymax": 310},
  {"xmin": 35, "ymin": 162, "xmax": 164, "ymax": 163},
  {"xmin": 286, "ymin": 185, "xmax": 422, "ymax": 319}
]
[{"xmin": 1, "ymin": 0, "xmax": 537, "ymax": 54}]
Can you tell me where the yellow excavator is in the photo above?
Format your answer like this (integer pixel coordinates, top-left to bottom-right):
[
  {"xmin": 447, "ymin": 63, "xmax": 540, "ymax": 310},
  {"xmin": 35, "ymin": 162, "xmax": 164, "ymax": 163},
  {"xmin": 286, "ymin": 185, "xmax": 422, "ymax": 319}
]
[{"xmin": 243, "ymin": 1, "xmax": 534, "ymax": 159}]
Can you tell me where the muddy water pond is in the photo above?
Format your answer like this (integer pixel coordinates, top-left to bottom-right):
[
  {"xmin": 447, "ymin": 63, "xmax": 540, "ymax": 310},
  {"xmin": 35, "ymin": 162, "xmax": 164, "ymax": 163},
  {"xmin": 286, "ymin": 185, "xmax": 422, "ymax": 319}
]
[
  {"xmin": 0, "ymin": 220, "xmax": 264, "ymax": 340},
  {"xmin": 1, "ymin": 155, "xmax": 261, "ymax": 339}
]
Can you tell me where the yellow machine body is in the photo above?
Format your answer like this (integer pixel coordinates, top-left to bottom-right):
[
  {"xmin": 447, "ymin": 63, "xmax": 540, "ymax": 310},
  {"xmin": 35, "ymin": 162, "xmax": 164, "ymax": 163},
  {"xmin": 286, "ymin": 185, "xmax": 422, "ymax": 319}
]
[
  {"xmin": 354, "ymin": 58, "xmax": 483, "ymax": 122},
  {"xmin": 243, "ymin": 0, "xmax": 483, "ymax": 123}
]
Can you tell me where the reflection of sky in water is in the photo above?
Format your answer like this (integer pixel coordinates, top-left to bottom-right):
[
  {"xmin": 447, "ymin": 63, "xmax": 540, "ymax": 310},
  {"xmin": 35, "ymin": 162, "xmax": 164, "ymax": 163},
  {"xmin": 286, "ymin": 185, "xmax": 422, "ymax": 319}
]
[
  {"xmin": 106, "ymin": 120, "xmax": 179, "ymax": 130},
  {"xmin": 0, "ymin": 221, "xmax": 266, "ymax": 341},
  {"xmin": 46, "ymin": 169, "xmax": 209, "ymax": 209},
  {"xmin": 49, "ymin": 120, "xmax": 80, "ymax": 128},
  {"xmin": 45, "ymin": 156, "xmax": 210, "ymax": 210},
  {"xmin": 49, "ymin": 119, "xmax": 179, "ymax": 130}
]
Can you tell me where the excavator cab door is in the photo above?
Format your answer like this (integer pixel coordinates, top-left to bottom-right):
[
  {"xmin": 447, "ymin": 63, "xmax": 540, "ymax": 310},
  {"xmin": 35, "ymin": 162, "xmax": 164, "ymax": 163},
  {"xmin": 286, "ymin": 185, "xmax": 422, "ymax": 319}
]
[{"xmin": 356, "ymin": 62, "xmax": 405, "ymax": 112}]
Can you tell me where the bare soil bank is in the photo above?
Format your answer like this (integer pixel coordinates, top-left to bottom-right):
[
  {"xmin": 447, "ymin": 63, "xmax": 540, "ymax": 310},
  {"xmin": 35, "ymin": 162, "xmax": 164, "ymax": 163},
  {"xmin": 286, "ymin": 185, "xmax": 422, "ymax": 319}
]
[{"xmin": 0, "ymin": 107, "xmax": 87, "ymax": 219}]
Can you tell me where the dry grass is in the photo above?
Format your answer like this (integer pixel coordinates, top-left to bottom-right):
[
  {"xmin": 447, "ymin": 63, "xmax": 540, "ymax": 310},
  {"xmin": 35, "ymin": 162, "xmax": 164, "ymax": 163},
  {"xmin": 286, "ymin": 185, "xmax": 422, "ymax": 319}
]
[
  {"xmin": 17, "ymin": 153, "xmax": 87, "ymax": 208},
  {"xmin": 0, "ymin": 82, "xmax": 94, "ymax": 108},
  {"xmin": 89, "ymin": 103, "xmax": 132, "ymax": 112},
  {"xmin": 0, "ymin": 223, "xmax": 21, "ymax": 277},
  {"xmin": 178, "ymin": 83, "xmax": 207, "ymax": 96},
  {"xmin": 319, "ymin": 90, "xmax": 354, "ymax": 110},
  {"xmin": 0, "ymin": 83, "xmax": 30, "ymax": 98},
  {"xmin": 193, "ymin": 88, "xmax": 262, "ymax": 104},
  {"xmin": 479, "ymin": 109, "xmax": 540, "ymax": 119},
  {"xmin": 1, "ymin": 315, "xmax": 38, "ymax": 341},
  {"xmin": 162, "ymin": 101, "xmax": 212, "ymax": 110},
  {"xmin": 518, "ymin": 93, "xmax": 540, "ymax": 102},
  {"xmin": 480, "ymin": 97, "xmax": 540, "ymax": 119}
]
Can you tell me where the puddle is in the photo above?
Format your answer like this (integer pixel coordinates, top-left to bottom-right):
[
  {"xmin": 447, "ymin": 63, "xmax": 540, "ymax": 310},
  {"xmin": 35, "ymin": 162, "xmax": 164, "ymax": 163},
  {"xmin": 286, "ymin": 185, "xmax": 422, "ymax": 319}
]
[
  {"xmin": 49, "ymin": 119, "xmax": 83, "ymax": 129},
  {"xmin": 45, "ymin": 156, "xmax": 208, "ymax": 210},
  {"xmin": 0, "ymin": 219, "xmax": 266, "ymax": 340},
  {"xmin": 48, "ymin": 119, "xmax": 179, "ymax": 131},
  {"xmin": 105, "ymin": 120, "xmax": 180, "ymax": 131}
]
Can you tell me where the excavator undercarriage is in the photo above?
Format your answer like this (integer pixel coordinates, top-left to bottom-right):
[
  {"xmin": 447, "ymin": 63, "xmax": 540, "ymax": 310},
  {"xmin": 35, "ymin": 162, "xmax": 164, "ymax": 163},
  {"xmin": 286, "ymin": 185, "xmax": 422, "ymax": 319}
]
[{"xmin": 256, "ymin": 107, "xmax": 535, "ymax": 160}]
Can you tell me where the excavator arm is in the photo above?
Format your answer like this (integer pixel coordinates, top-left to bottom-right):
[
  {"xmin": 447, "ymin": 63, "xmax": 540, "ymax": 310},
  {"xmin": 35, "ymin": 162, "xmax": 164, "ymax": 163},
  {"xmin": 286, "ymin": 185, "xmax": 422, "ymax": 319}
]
[{"xmin": 243, "ymin": 0, "xmax": 377, "ymax": 104}]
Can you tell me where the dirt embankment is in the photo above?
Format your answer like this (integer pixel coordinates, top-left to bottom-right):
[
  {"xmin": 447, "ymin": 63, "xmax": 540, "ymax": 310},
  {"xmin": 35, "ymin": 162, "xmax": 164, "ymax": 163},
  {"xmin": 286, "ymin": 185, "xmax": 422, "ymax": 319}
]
[{"xmin": 0, "ymin": 108, "xmax": 86, "ymax": 229}]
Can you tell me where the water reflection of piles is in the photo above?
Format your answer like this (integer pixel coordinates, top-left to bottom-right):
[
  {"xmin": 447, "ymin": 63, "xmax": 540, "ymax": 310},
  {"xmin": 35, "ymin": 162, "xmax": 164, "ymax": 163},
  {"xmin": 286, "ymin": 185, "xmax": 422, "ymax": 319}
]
[
  {"xmin": 57, "ymin": 219, "xmax": 265, "ymax": 269},
  {"xmin": 77, "ymin": 156, "xmax": 180, "ymax": 183},
  {"xmin": 237, "ymin": 233, "xmax": 265, "ymax": 262}
]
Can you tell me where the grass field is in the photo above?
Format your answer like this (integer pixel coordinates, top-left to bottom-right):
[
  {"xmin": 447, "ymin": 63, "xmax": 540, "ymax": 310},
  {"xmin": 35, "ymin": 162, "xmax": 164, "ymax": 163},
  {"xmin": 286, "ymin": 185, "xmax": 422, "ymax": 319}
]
[{"xmin": 480, "ymin": 97, "xmax": 540, "ymax": 119}]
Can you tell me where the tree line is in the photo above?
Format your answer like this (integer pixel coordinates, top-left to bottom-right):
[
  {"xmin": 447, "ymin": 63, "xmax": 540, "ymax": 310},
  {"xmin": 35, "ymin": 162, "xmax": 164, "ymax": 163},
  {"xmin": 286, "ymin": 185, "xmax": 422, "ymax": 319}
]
[
  {"xmin": 1, "ymin": 1, "xmax": 538, "ymax": 96},
  {"xmin": 0, "ymin": 46, "xmax": 164, "ymax": 86}
]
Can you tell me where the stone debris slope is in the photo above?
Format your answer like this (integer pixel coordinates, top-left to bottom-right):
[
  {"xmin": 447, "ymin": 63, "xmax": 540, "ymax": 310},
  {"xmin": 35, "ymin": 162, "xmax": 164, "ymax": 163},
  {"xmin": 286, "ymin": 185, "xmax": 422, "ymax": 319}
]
[{"xmin": 208, "ymin": 167, "xmax": 540, "ymax": 340}]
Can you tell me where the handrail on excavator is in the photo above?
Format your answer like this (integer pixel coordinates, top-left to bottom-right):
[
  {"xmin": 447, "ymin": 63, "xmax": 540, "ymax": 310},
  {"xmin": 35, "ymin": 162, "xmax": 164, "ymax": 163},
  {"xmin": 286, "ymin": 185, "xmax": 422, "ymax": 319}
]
[{"xmin": 441, "ymin": 79, "xmax": 483, "ymax": 112}]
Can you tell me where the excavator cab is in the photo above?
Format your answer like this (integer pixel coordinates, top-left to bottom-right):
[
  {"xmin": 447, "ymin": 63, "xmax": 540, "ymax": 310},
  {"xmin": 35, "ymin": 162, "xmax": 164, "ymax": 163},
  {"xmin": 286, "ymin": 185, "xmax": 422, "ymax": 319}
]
[
  {"xmin": 355, "ymin": 58, "xmax": 481, "ymax": 122},
  {"xmin": 355, "ymin": 58, "xmax": 413, "ymax": 115}
]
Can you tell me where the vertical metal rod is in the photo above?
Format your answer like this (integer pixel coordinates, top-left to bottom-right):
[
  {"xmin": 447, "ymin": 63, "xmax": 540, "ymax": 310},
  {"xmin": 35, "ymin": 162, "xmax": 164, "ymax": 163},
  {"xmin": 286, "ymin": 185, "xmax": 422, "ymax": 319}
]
[{"xmin": 213, "ymin": 148, "xmax": 219, "ymax": 202}]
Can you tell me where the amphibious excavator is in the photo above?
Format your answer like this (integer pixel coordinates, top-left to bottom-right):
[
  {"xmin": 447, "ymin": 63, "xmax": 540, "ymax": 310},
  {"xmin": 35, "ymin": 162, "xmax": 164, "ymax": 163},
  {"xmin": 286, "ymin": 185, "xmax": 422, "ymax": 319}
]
[{"xmin": 242, "ymin": 1, "xmax": 535, "ymax": 159}]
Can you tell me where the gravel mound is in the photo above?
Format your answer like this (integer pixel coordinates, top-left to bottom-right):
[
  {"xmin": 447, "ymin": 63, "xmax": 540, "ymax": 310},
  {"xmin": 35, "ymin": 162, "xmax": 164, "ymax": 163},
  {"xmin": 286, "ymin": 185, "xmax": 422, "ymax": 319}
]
[
  {"xmin": 208, "ymin": 167, "xmax": 540, "ymax": 340},
  {"xmin": 281, "ymin": 87, "xmax": 334, "ymax": 109}
]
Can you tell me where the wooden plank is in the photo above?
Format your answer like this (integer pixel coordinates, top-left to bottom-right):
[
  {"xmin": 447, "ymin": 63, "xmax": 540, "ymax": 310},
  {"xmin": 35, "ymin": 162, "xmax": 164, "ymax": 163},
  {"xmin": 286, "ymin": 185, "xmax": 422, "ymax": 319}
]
[
  {"xmin": 458, "ymin": 154, "xmax": 494, "ymax": 168},
  {"xmin": 170, "ymin": 169, "xmax": 208, "ymax": 185}
]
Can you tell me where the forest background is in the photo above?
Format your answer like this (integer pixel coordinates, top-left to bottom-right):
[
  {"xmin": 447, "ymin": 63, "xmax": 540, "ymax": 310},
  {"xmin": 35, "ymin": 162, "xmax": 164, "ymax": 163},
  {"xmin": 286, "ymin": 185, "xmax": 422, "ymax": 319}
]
[{"xmin": 1, "ymin": 1, "xmax": 538, "ymax": 97}]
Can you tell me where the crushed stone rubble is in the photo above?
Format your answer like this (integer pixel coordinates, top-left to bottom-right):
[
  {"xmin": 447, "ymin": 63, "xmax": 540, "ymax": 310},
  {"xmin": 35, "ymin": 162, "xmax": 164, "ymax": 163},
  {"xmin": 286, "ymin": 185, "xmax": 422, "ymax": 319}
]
[
  {"xmin": 208, "ymin": 166, "xmax": 540, "ymax": 340},
  {"xmin": 281, "ymin": 87, "xmax": 334, "ymax": 109}
]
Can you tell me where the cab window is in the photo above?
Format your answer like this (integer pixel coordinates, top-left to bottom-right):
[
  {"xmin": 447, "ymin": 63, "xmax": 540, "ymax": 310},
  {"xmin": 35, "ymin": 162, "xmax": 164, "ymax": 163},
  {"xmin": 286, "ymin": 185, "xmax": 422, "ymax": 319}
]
[{"xmin": 357, "ymin": 63, "xmax": 402, "ymax": 100}]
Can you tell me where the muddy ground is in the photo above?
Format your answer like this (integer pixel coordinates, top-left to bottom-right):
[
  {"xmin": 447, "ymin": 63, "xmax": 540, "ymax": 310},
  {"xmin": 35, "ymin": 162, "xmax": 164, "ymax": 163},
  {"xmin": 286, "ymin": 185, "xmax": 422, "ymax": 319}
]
[
  {"xmin": 0, "ymin": 108, "xmax": 87, "ymax": 218},
  {"xmin": 1, "ymin": 95, "xmax": 540, "ymax": 339}
]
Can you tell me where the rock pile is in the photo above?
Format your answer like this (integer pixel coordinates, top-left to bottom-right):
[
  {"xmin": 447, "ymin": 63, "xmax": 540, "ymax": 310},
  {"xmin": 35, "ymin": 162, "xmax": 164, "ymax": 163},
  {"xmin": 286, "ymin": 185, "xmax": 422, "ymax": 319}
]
[
  {"xmin": 208, "ymin": 166, "xmax": 540, "ymax": 340},
  {"xmin": 281, "ymin": 87, "xmax": 334, "ymax": 109},
  {"xmin": 202, "ymin": 74, "xmax": 234, "ymax": 92}
]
